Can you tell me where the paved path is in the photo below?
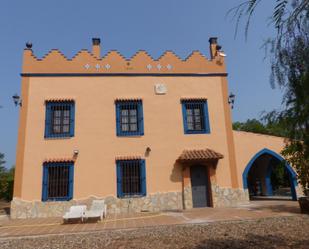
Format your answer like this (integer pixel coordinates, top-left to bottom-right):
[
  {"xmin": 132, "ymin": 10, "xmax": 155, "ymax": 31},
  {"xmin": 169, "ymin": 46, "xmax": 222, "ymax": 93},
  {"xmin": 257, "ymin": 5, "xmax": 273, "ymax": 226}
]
[{"xmin": 0, "ymin": 200, "xmax": 301, "ymax": 238}]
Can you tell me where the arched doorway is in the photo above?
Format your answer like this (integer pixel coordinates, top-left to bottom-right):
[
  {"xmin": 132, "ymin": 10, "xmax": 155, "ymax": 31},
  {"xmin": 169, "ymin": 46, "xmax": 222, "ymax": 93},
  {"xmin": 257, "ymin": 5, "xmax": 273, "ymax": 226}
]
[{"xmin": 242, "ymin": 148, "xmax": 298, "ymax": 201}]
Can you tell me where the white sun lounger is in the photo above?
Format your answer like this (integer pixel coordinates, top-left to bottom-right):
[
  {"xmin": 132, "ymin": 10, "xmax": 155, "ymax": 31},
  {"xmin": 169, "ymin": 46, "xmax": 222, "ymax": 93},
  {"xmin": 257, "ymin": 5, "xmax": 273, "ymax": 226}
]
[
  {"xmin": 83, "ymin": 200, "xmax": 107, "ymax": 221},
  {"xmin": 63, "ymin": 205, "xmax": 87, "ymax": 222}
]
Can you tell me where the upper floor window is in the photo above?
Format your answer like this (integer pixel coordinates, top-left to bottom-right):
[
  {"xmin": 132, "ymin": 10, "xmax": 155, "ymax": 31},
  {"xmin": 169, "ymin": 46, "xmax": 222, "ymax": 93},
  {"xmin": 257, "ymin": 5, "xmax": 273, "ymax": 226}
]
[
  {"xmin": 42, "ymin": 161, "xmax": 74, "ymax": 201},
  {"xmin": 116, "ymin": 159, "xmax": 146, "ymax": 198},
  {"xmin": 115, "ymin": 100, "xmax": 144, "ymax": 136},
  {"xmin": 181, "ymin": 99, "xmax": 210, "ymax": 134},
  {"xmin": 45, "ymin": 101, "xmax": 75, "ymax": 138}
]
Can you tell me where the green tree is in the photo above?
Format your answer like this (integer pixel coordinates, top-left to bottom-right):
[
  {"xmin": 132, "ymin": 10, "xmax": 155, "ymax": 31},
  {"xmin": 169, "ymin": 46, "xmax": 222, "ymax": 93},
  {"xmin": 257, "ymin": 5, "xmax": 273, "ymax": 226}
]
[
  {"xmin": 3, "ymin": 167, "xmax": 14, "ymax": 201},
  {"xmin": 233, "ymin": 119, "xmax": 268, "ymax": 134},
  {"xmin": 277, "ymin": 36, "xmax": 309, "ymax": 192},
  {"xmin": 233, "ymin": 118, "xmax": 288, "ymax": 137},
  {"xmin": 0, "ymin": 153, "xmax": 14, "ymax": 201},
  {"xmin": 231, "ymin": 0, "xmax": 309, "ymax": 192},
  {"xmin": 0, "ymin": 153, "xmax": 8, "ymax": 199},
  {"xmin": 0, "ymin": 153, "xmax": 4, "ymax": 167}
]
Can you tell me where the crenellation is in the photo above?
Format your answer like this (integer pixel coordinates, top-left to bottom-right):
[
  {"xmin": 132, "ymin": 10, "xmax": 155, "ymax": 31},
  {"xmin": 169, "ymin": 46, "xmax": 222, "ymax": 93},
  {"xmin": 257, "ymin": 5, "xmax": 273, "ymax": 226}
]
[
  {"xmin": 38, "ymin": 49, "xmax": 69, "ymax": 61},
  {"xmin": 22, "ymin": 39, "xmax": 226, "ymax": 74},
  {"xmin": 130, "ymin": 50, "xmax": 155, "ymax": 61}
]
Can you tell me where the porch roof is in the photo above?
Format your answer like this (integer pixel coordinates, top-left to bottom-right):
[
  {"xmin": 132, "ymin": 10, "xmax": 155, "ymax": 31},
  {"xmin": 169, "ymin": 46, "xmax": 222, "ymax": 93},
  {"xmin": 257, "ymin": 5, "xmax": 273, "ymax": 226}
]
[{"xmin": 177, "ymin": 149, "xmax": 224, "ymax": 162}]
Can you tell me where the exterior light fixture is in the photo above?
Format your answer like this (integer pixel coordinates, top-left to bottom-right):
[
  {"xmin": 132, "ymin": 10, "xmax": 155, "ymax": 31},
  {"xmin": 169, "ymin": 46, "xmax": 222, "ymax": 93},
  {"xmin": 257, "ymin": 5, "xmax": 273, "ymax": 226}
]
[
  {"xmin": 218, "ymin": 52, "xmax": 227, "ymax": 57},
  {"xmin": 145, "ymin": 147, "xmax": 151, "ymax": 157},
  {"xmin": 228, "ymin": 92, "xmax": 236, "ymax": 109},
  {"xmin": 73, "ymin": 150, "xmax": 79, "ymax": 160},
  {"xmin": 12, "ymin": 94, "xmax": 22, "ymax": 107}
]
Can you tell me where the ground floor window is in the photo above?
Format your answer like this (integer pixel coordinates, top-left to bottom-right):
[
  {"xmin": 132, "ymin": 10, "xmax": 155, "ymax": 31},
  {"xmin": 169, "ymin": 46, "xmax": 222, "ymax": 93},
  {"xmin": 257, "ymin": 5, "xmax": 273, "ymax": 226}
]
[
  {"xmin": 42, "ymin": 162, "xmax": 74, "ymax": 201},
  {"xmin": 116, "ymin": 159, "xmax": 146, "ymax": 198}
]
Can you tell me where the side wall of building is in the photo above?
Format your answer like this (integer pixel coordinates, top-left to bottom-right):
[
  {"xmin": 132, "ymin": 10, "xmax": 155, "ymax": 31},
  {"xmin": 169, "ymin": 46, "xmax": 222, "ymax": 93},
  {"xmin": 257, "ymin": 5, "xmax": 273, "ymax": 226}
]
[
  {"xmin": 233, "ymin": 131, "xmax": 302, "ymax": 198},
  {"xmin": 233, "ymin": 131, "xmax": 286, "ymax": 188}
]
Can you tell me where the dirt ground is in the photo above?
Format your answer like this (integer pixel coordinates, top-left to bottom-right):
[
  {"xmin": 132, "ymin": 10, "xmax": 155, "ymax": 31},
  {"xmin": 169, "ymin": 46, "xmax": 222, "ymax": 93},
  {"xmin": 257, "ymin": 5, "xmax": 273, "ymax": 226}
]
[{"xmin": 1, "ymin": 215, "xmax": 308, "ymax": 249}]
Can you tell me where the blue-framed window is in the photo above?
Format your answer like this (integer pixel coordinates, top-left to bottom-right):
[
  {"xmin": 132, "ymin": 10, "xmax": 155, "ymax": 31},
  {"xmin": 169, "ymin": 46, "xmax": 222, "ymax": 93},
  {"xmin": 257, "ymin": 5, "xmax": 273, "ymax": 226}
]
[
  {"xmin": 45, "ymin": 101, "xmax": 75, "ymax": 138},
  {"xmin": 116, "ymin": 159, "xmax": 146, "ymax": 198},
  {"xmin": 42, "ymin": 162, "xmax": 74, "ymax": 201},
  {"xmin": 181, "ymin": 99, "xmax": 210, "ymax": 134},
  {"xmin": 115, "ymin": 100, "xmax": 144, "ymax": 136}
]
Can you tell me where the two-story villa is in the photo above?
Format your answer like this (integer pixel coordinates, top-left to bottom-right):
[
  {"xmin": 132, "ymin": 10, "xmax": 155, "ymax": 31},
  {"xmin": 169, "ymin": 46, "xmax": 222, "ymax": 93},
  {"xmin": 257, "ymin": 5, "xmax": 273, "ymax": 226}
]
[{"xmin": 11, "ymin": 38, "xmax": 301, "ymax": 218}]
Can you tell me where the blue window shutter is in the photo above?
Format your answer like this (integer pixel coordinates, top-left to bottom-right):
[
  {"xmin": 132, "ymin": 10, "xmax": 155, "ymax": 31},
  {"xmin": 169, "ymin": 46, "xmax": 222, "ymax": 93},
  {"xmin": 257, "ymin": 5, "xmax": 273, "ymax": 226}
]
[
  {"xmin": 181, "ymin": 102, "xmax": 188, "ymax": 134},
  {"xmin": 45, "ymin": 103, "xmax": 52, "ymax": 138},
  {"xmin": 116, "ymin": 161, "xmax": 123, "ymax": 197},
  {"xmin": 115, "ymin": 103, "xmax": 121, "ymax": 136},
  {"xmin": 138, "ymin": 101, "xmax": 144, "ymax": 135},
  {"xmin": 68, "ymin": 163, "xmax": 74, "ymax": 200},
  {"xmin": 140, "ymin": 159, "xmax": 146, "ymax": 196},
  {"xmin": 203, "ymin": 101, "xmax": 211, "ymax": 134},
  {"xmin": 42, "ymin": 164, "xmax": 48, "ymax": 201},
  {"xmin": 69, "ymin": 102, "xmax": 75, "ymax": 137}
]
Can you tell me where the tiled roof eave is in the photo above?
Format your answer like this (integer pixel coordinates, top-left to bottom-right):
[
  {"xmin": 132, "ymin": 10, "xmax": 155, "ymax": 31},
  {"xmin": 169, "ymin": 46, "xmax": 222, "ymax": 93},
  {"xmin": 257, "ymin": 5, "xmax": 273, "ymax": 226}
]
[
  {"xmin": 114, "ymin": 98, "xmax": 142, "ymax": 102},
  {"xmin": 177, "ymin": 149, "xmax": 224, "ymax": 162},
  {"xmin": 115, "ymin": 155, "xmax": 142, "ymax": 161},
  {"xmin": 44, "ymin": 158, "xmax": 75, "ymax": 163}
]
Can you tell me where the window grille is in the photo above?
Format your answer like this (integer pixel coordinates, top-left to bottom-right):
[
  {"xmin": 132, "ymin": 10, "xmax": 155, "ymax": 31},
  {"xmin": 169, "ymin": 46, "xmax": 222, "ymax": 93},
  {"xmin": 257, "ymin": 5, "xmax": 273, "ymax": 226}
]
[
  {"xmin": 116, "ymin": 159, "xmax": 146, "ymax": 198},
  {"xmin": 45, "ymin": 101, "xmax": 75, "ymax": 138},
  {"xmin": 115, "ymin": 100, "xmax": 144, "ymax": 136},
  {"xmin": 42, "ymin": 162, "xmax": 74, "ymax": 201},
  {"xmin": 181, "ymin": 100, "xmax": 210, "ymax": 134}
]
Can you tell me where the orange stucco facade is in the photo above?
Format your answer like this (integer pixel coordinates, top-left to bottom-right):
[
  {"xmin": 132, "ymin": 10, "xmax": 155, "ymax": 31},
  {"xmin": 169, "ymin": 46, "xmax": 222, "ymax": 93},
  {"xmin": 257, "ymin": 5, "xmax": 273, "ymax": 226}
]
[
  {"xmin": 16, "ymin": 75, "xmax": 236, "ymax": 199},
  {"xmin": 11, "ymin": 38, "xmax": 298, "ymax": 218}
]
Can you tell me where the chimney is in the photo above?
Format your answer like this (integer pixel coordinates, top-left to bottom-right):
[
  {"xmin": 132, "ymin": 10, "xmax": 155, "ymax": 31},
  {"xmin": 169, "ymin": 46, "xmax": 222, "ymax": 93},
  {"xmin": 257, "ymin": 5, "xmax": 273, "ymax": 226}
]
[
  {"xmin": 92, "ymin": 38, "xmax": 101, "ymax": 58},
  {"xmin": 209, "ymin": 37, "xmax": 218, "ymax": 59}
]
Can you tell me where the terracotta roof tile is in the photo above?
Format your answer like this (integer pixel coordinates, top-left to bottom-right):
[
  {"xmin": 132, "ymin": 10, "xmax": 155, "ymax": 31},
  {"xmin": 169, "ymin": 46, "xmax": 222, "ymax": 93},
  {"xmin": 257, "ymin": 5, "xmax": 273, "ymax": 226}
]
[
  {"xmin": 114, "ymin": 98, "xmax": 142, "ymax": 102},
  {"xmin": 115, "ymin": 155, "xmax": 142, "ymax": 161},
  {"xmin": 45, "ymin": 98, "xmax": 75, "ymax": 102},
  {"xmin": 44, "ymin": 158, "xmax": 75, "ymax": 163},
  {"xmin": 177, "ymin": 149, "xmax": 223, "ymax": 161},
  {"xmin": 180, "ymin": 97, "xmax": 207, "ymax": 101}
]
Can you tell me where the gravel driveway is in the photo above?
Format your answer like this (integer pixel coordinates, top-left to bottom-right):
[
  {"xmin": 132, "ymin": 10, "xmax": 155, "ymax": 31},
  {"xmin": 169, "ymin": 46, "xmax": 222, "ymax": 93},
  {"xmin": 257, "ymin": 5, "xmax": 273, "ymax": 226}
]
[{"xmin": 1, "ymin": 215, "xmax": 309, "ymax": 249}]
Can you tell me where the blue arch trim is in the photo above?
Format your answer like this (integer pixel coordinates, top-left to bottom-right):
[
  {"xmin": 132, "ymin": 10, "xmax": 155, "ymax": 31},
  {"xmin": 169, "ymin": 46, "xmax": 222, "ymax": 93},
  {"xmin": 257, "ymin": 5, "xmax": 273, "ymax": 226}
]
[{"xmin": 242, "ymin": 148, "xmax": 298, "ymax": 200}]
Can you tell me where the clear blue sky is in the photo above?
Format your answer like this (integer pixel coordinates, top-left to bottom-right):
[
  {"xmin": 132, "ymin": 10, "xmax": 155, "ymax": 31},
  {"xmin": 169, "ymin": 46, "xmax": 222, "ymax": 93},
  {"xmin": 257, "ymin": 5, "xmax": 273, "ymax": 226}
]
[{"xmin": 0, "ymin": 0, "xmax": 283, "ymax": 168}]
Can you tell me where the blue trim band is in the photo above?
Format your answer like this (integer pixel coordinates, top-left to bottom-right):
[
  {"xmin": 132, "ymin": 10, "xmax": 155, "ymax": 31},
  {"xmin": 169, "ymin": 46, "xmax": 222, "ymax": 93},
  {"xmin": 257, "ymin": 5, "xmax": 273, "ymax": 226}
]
[{"xmin": 21, "ymin": 73, "xmax": 228, "ymax": 77}]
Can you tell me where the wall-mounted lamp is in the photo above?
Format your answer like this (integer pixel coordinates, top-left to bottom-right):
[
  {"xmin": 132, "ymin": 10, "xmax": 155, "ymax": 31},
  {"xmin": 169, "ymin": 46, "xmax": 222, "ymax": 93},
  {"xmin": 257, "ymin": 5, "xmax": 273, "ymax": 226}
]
[
  {"xmin": 145, "ymin": 147, "xmax": 151, "ymax": 157},
  {"xmin": 12, "ymin": 94, "xmax": 22, "ymax": 107},
  {"xmin": 228, "ymin": 92, "xmax": 236, "ymax": 109},
  {"xmin": 73, "ymin": 150, "xmax": 79, "ymax": 156}
]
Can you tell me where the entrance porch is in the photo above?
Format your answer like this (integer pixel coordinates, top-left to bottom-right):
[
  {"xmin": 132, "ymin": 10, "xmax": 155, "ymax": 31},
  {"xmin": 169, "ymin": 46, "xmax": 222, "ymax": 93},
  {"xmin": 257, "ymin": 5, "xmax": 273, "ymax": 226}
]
[{"xmin": 177, "ymin": 149, "xmax": 249, "ymax": 209}]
